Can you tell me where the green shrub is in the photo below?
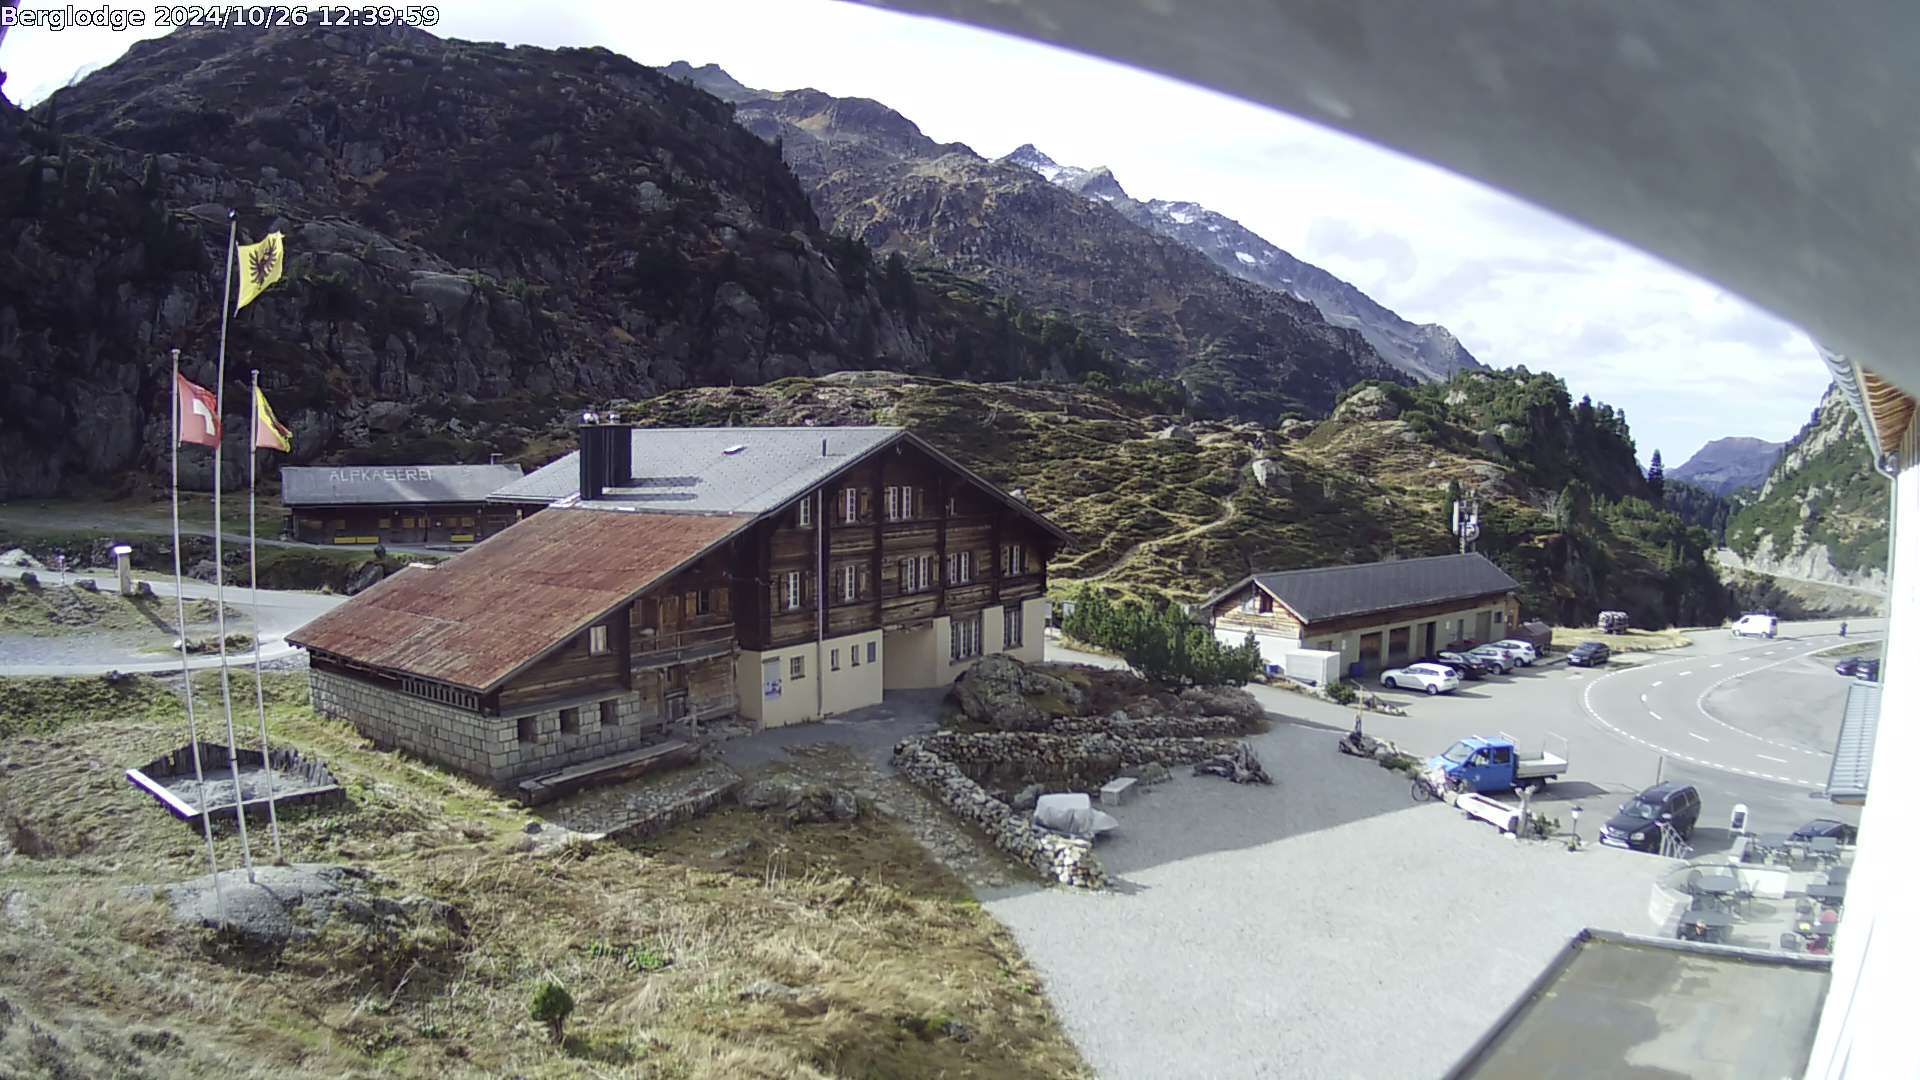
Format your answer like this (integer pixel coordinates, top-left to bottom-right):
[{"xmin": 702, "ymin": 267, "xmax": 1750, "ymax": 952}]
[
  {"xmin": 529, "ymin": 979, "xmax": 574, "ymax": 1042},
  {"xmin": 1326, "ymin": 680, "xmax": 1358, "ymax": 705},
  {"xmin": 1059, "ymin": 584, "xmax": 1260, "ymax": 687}
]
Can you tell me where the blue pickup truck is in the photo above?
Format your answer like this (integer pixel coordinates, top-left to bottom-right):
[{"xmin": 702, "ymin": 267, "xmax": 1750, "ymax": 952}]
[{"xmin": 1423, "ymin": 734, "xmax": 1569, "ymax": 794}]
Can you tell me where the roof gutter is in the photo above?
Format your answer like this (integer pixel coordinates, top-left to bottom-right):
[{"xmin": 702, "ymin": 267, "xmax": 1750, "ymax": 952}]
[{"xmin": 1820, "ymin": 345, "xmax": 1900, "ymax": 479}]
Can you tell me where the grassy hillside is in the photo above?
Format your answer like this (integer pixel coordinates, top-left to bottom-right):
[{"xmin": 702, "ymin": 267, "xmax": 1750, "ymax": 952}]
[{"xmin": 589, "ymin": 368, "xmax": 1730, "ymax": 627}]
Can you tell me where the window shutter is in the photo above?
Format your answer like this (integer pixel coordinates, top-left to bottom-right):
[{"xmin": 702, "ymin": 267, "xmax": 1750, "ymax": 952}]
[
  {"xmin": 884, "ymin": 487, "xmax": 897, "ymax": 520},
  {"xmin": 859, "ymin": 566, "xmax": 871, "ymax": 597},
  {"xmin": 716, "ymin": 589, "xmax": 731, "ymax": 616},
  {"xmin": 860, "ymin": 490, "xmax": 873, "ymax": 520}
]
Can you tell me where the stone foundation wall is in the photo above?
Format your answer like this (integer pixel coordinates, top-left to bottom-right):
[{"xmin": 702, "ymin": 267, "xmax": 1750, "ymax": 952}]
[
  {"xmin": 1044, "ymin": 714, "xmax": 1255, "ymax": 740},
  {"xmin": 310, "ymin": 668, "xmax": 665, "ymax": 784}
]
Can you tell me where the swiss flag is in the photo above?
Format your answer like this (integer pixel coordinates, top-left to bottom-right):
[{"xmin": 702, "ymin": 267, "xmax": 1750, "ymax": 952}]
[{"xmin": 176, "ymin": 373, "xmax": 220, "ymax": 447}]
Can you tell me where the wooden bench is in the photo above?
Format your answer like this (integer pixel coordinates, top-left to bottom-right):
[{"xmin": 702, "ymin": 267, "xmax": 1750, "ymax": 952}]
[{"xmin": 516, "ymin": 740, "xmax": 697, "ymax": 806}]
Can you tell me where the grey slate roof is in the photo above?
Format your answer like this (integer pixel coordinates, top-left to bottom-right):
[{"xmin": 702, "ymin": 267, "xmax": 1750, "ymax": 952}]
[
  {"xmin": 1206, "ymin": 553, "xmax": 1519, "ymax": 624},
  {"xmin": 281, "ymin": 463, "xmax": 525, "ymax": 507},
  {"xmin": 1825, "ymin": 679, "xmax": 1879, "ymax": 804},
  {"xmin": 490, "ymin": 427, "xmax": 904, "ymax": 513}
]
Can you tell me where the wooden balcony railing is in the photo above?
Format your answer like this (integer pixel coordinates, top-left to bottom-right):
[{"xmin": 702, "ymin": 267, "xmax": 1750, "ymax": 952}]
[{"xmin": 631, "ymin": 623, "xmax": 736, "ymax": 668}]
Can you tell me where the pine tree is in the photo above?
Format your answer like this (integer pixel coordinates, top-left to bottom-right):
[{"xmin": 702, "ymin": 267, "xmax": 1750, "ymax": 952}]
[{"xmin": 1648, "ymin": 449, "xmax": 1665, "ymax": 502}]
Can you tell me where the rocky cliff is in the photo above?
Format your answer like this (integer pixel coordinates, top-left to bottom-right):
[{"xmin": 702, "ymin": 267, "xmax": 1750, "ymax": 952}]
[
  {"xmin": 1721, "ymin": 384, "xmax": 1889, "ymax": 591},
  {"xmin": 1000, "ymin": 144, "xmax": 1484, "ymax": 382},
  {"xmin": 663, "ymin": 62, "xmax": 1408, "ymax": 421},
  {"xmin": 0, "ymin": 27, "xmax": 1135, "ymax": 498},
  {"xmin": 1668, "ymin": 435, "xmax": 1784, "ymax": 496}
]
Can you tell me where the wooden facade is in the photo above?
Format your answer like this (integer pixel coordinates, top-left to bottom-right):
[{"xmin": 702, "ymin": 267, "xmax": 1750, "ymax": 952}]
[
  {"xmin": 288, "ymin": 502, "xmax": 521, "ymax": 546},
  {"xmin": 732, "ymin": 441, "xmax": 1055, "ymax": 654}
]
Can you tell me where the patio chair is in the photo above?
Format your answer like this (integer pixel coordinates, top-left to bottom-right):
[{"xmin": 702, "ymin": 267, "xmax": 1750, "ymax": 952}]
[
  {"xmin": 1779, "ymin": 932, "xmax": 1803, "ymax": 953},
  {"xmin": 1796, "ymin": 898, "xmax": 1815, "ymax": 917}
]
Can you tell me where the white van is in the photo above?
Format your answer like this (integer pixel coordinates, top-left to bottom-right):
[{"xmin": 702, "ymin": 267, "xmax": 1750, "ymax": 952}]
[{"xmin": 1731, "ymin": 613, "xmax": 1778, "ymax": 639}]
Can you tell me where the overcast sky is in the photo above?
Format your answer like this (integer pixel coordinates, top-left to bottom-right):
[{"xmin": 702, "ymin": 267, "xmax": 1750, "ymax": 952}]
[{"xmin": 1, "ymin": 0, "xmax": 1832, "ymax": 465}]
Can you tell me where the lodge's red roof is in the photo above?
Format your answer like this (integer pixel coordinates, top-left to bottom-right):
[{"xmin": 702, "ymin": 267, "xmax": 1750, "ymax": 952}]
[{"xmin": 286, "ymin": 508, "xmax": 745, "ymax": 691}]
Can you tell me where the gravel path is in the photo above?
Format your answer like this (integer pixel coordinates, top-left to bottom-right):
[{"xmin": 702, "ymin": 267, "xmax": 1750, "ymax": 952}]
[{"xmin": 979, "ymin": 722, "xmax": 1666, "ymax": 1080}]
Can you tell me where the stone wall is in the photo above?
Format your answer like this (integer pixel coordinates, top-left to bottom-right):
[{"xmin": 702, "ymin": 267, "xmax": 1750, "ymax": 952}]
[
  {"xmin": 892, "ymin": 739, "xmax": 1107, "ymax": 889},
  {"xmin": 1045, "ymin": 713, "xmax": 1255, "ymax": 740},
  {"xmin": 310, "ymin": 668, "xmax": 667, "ymax": 785},
  {"xmin": 892, "ymin": 724, "xmax": 1258, "ymax": 889}
]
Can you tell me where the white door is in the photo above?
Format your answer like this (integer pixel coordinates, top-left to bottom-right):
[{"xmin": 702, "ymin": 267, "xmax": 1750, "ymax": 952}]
[{"xmin": 761, "ymin": 657, "xmax": 782, "ymax": 699}]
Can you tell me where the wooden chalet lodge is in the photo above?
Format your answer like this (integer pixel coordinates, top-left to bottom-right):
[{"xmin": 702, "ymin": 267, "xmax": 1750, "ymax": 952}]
[
  {"xmin": 280, "ymin": 462, "xmax": 526, "ymax": 546},
  {"xmin": 287, "ymin": 419, "xmax": 1068, "ymax": 789}
]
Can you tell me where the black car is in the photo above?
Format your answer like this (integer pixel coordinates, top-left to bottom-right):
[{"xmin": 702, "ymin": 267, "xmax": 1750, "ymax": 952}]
[
  {"xmin": 1790, "ymin": 819, "xmax": 1858, "ymax": 845},
  {"xmin": 1427, "ymin": 651, "xmax": 1489, "ymax": 680},
  {"xmin": 1567, "ymin": 641, "xmax": 1611, "ymax": 667},
  {"xmin": 1598, "ymin": 782, "xmax": 1701, "ymax": 852},
  {"xmin": 1833, "ymin": 656, "xmax": 1881, "ymax": 680}
]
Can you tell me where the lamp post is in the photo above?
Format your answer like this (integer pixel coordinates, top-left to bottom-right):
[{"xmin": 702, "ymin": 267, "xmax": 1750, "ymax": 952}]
[
  {"xmin": 1571, "ymin": 805, "xmax": 1583, "ymax": 844},
  {"xmin": 111, "ymin": 544, "xmax": 134, "ymax": 596}
]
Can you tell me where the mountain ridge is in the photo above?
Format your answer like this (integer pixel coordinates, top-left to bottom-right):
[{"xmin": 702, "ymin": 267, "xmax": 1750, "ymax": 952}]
[
  {"xmin": 1668, "ymin": 435, "xmax": 1784, "ymax": 495},
  {"xmin": 997, "ymin": 143, "xmax": 1484, "ymax": 382}
]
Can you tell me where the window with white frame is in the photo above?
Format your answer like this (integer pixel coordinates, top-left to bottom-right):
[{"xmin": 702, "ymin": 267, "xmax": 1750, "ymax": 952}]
[
  {"xmin": 1240, "ymin": 592, "xmax": 1258, "ymax": 613},
  {"xmin": 843, "ymin": 487, "xmax": 859, "ymax": 524},
  {"xmin": 589, "ymin": 625, "xmax": 609, "ymax": 655},
  {"xmin": 838, "ymin": 565, "xmax": 860, "ymax": 603},
  {"xmin": 798, "ymin": 498, "xmax": 812, "ymax": 528},
  {"xmin": 790, "ymin": 655, "xmax": 805, "ymax": 679},
  {"xmin": 785, "ymin": 570, "xmax": 803, "ymax": 611},
  {"xmin": 884, "ymin": 486, "xmax": 897, "ymax": 521},
  {"xmin": 867, "ymin": 641, "xmax": 877, "ymax": 664},
  {"xmin": 946, "ymin": 550, "xmax": 973, "ymax": 584},
  {"xmin": 850, "ymin": 643, "xmax": 862, "ymax": 667},
  {"xmin": 899, "ymin": 554, "xmax": 935, "ymax": 593},
  {"xmin": 1002, "ymin": 543, "xmax": 1027, "ymax": 576},
  {"xmin": 951, "ymin": 612, "xmax": 983, "ymax": 662},
  {"xmin": 831, "ymin": 648, "xmax": 841, "ymax": 671},
  {"xmin": 1003, "ymin": 604, "xmax": 1023, "ymax": 648}
]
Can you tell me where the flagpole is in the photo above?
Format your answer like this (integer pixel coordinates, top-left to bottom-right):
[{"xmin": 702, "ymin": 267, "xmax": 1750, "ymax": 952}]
[
  {"xmin": 212, "ymin": 209, "xmax": 257, "ymax": 882},
  {"xmin": 248, "ymin": 368, "xmax": 283, "ymax": 862},
  {"xmin": 172, "ymin": 348, "xmax": 226, "ymax": 926}
]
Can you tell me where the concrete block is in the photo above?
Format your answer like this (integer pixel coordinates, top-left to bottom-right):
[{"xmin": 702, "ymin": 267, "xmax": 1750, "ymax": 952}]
[{"xmin": 1100, "ymin": 777, "xmax": 1137, "ymax": 807}]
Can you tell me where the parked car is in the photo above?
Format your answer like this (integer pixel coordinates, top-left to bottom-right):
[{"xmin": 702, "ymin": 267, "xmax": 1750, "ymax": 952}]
[
  {"xmin": 1598, "ymin": 782, "xmax": 1701, "ymax": 852},
  {"xmin": 1833, "ymin": 656, "xmax": 1881, "ymax": 680},
  {"xmin": 1790, "ymin": 819, "xmax": 1859, "ymax": 845},
  {"xmin": 1380, "ymin": 662, "xmax": 1461, "ymax": 695},
  {"xmin": 1731, "ymin": 612, "xmax": 1779, "ymax": 638},
  {"xmin": 1428, "ymin": 651, "xmax": 1490, "ymax": 680},
  {"xmin": 1567, "ymin": 641, "xmax": 1612, "ymax": 667},
  {"xmin": 1465, "ymin": 643, "xmax": 1518, "ymax": 673},
  {"xmin": 1491, "ymin": 638, "xmax": 1539, "ymax": 666}
]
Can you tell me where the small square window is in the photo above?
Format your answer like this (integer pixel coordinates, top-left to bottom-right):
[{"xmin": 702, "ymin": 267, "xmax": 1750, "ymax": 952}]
[
  {"xmin": 600, "ymin": 700, "xmax": 619, "ymax": 726},
  {"xmin": 589, "ymin": 625, "xmax": 609, "ymax": 655},
  {"xmin": 516, "ymin": 716, "xmax": 537, "ymax": 743},
  {"xmin": 559, "ymin": 706, "xmax": 580, "ymax": 734},
  {"xmin": 790, "ymin": 655, "xmax": 805, "ymax": 679}
]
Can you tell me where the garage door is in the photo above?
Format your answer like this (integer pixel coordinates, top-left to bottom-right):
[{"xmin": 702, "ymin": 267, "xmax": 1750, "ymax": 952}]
[
  {"xmin": 1356, "ymin": 631, "xmax": 1383, "ymax": 673},
  {"xmin": 1387, "ymin": 626, "xmax": 1411, "ymax": 665}
]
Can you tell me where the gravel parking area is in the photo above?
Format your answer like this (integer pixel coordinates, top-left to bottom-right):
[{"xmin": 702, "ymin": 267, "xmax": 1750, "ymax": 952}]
[{"xmin": 980, "ymin": 721, "xmax": 1665, "ymax": 1080}]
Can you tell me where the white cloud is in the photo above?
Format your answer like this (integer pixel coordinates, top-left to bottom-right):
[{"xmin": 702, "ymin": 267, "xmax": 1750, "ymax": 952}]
[{"xmin": 0, "ymin": 0, "xmax": 1832, "ymax": 464}]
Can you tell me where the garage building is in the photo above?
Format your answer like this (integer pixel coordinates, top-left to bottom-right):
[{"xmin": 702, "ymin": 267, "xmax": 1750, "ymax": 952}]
[
  {"xmin": 281, "ymin": 463, "xmax": 526, "ymax": 546},
  {"xmin": 1199, "ymin": 553, "xmax": 1521, "ymax": 678}
]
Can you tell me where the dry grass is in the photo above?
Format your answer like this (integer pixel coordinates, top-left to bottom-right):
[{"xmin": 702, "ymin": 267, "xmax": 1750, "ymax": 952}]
[
  {"xmin": 0, "ymin": 671, "xmax": 1088, "ymax": 1079},
  {"xmin": 1548, "ymin": 626, "xmax": 1693, "ymax": 653}
]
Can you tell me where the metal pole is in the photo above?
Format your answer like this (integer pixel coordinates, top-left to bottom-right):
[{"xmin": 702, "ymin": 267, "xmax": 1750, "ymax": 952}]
[
  {"xmin": 248, "ymin": 368, "xmax": 282, "ymax": 861},
  {"xmin": 172, "ymin": 347, "xmax": 226, "ymax": 926},
  {"xmin": 212, "ymin": 211, "xmax": 256, "ymax": 881}
]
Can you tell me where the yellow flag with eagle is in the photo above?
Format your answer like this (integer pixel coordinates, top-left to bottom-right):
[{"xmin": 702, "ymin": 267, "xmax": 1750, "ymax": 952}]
[
  {"xmin": 235, "ymin": 231, "xmax": 285, "ymax": 312},
  {"xmin": 252, "ymin": 386, "xmax": 292, "ymax": 452}
]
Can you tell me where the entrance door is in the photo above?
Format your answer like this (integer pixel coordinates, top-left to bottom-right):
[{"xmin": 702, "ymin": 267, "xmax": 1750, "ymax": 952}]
[
  {"xmin": 1423, "ymin": 622, "xmax": 1437, "ymax": 657},
  {"xmin": 1356, "ymin": 631, "xmax": 1383, "ymax": 674},
  {"xmin": 1386, "ymin": 626, "xmax": 1411, "ymax": 666},
  {"xmin": 1474, "ymin": 611, "xmax": 1494, "ymax": 642}
]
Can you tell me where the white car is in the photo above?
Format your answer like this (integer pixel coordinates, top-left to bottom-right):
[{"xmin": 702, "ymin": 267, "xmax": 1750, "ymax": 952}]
[
  {"xmin": 1465, "ymin": 644, "xmax": 1518, "ymax": 673},
  {"xmin": 1381, "ymin": 662, "xmax": 1461, "ymax": 695},
  {"xmin": 1491, "ymin": 638, "xmax": 1538, "ymax": 666},
  {"xmin": 1731, "ymin": 613, "xmax": 1778, "ymax": 638}
]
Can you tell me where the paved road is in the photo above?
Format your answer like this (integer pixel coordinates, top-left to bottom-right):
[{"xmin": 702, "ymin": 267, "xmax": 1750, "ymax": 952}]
[
  {"xmin": 0, "ymin": 566, "xmax": 342, "ymax": 675},
  {"xmin": 1048, "ymin": 618, "xmax": 1874, "ymax": 846}
]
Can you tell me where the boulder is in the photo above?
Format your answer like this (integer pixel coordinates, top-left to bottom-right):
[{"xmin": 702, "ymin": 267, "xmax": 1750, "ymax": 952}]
[
  {"xmin": 0, "ymin": 548, "xmax": 42, "ymax": 569},
  {"xmin": 736, "ymin": 776, "xmax": 860, "ymax": 825},
  {"xmin": 1011, "ymin": 783, "xmax": 1046, "ymax": 811},
  {"xmin": 949, "ymin": 655, "xmax": 1089, "ymax": 731},
  {"xmin": 1250, "ymin": 457, "xmax": 1292, "ymax": 493},
  {"xmin": 345, "ymin": 561, "xmax": 386, "ymax": 595},
  {"xmin": 364, "ymin": 401, "xmax": 413, "ymax": 433},
  {"xmin": 1151, "ymin": 424, "xmax": 1195, "ymax": 442},
  {"xmin": 1176, "ymin": 685, "xmax": 1265, "ymax": 727},
  {"xmin": 1127, "ymin": 762, "xmax": 1174, "ymax": 786},
  {"xmin": 1333, "ymin": 385, "xmax": 1402, "ymax": 422},
  {"xmin": 187, "ymin": 559, "xmax": 220, "ymax": 583},
  {"xmin": 1476, "ymin": 430, "xmax": 1506, "ymax": 457}
]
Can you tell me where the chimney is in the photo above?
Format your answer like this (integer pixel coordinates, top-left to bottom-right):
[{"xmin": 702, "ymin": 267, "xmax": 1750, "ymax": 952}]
[
  {"xmin": 488, "ymin": 452, "xmax": 502, "ymax": 465},
  {"xmin": 575, "ymin": 412, "xmax": 635, "ymax": 502}
]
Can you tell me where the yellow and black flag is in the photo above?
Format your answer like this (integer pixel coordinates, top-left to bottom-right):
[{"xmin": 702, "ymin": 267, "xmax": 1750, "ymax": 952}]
[
  {"xmin": 235, "ymin": 231, "xmax": 286, "ymax": 312},
  {"xmin": 252, "ymin": 386, "xmax": 292, "ymax": 452}
]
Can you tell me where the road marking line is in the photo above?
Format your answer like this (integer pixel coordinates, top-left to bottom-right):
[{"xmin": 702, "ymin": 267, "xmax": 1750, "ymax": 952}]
[
  {"xmin": 1651, "ymin": 680, "xmax": 1663, "ymax": 687},
  {"xmin": 1648, "ymin": 710, "xmax": 1663, "ymax": 721},
  {"xmin": 1710, "ymin": 663, "xmax": 1723, "ymax": 669},
  {"xmin": 1688, "ymin": 732, "xmax": 1710, "ymax": 742},
  {"xmin": 1578, "ymin": 663, "xmax": 1822, "ymax": 788},
  {"xmin": 1640, "ymin": 694, "xmax": 1648, "ymax": 703},
  {"xmin": 1757, "ymin": 754, "xmax": 1788, "ymax": 764}
]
